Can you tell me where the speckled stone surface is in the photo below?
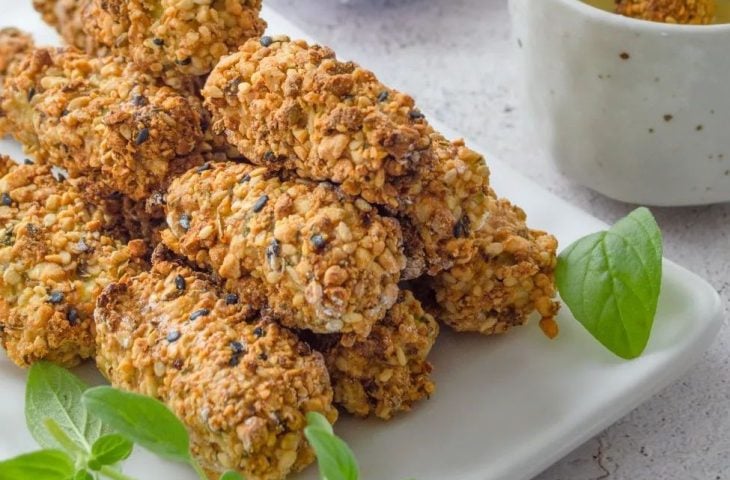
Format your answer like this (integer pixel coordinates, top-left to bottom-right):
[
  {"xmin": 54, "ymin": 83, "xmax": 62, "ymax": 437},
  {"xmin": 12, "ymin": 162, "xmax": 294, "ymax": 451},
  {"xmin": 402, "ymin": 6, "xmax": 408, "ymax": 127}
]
[{"xmin": 267, "ymin": 0, "xmax": 729, "ymax": 478}]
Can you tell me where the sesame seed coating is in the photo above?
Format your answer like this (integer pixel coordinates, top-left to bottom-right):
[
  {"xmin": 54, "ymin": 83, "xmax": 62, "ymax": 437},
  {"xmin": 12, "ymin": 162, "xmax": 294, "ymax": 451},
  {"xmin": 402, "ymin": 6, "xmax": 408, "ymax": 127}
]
[
  {"xmin": 34, "ymin": 0, "xmax": 266, "ymax": 81},
  {"xmin": 94, "ymin": 250, "xmax": 337, "ymax": 480},
  {"xmin": 0, "ymin": 28, "xmax": 33, "ymax": 84},
  {"xmin": 429, "ymin": 198, "xmax": 559, "ymax": 336},
  {"xmin": 615, "ymin": 0, "xmax": 716, "ymax": 24},
  {"xmin": 203, "ymin": 37, "xmax": 434, "ymax": 208},
  {"xmin": 0, "ymin": 45, "xmax": 208, "ymax": 200},
  {"xmin": 0, "ymin": 156, "xmax": 148, "ymax": 368},
  {"xmin": 315, "ymin": 290, "xmax": 438, "ymax": 420},
  {"xmin": 162, "ymin": 162, "xmax": 405, "ymax": 337}
]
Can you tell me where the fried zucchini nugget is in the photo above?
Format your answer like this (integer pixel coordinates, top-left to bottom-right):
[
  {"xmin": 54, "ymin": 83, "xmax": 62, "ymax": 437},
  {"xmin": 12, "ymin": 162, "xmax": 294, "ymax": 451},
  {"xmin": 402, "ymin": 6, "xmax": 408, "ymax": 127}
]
[
  {"xmin": 162, "ymin": 162, "xmax": 405, "ymax": 337},
  {"xmin": 430, "ymin": 199, "xmax": 559, "ymax": 336},
  {"xmin": 0, "ymin": 156, "xmax": 147, "ymax": 368},
  {"xmin": 203, "ymin": 37, "xmax": 433, "ymax": 208},
  {"xmin": 0, "ymin": 28, "xmax": 34, "ymax": 82},
  {"xmin": 0, "ymin": 46, "xmax": 208, "ymax": 200},
  {"xmin": 95, "ymin": 250, "xmax": 337, "ymax": 480},
  {"xmin": 34, "ymin": 0, "xmax": 266, "ymax": 79},
  {"xmin": 615, "ymin": 0, "xmax": 716, "ymax": 24},
  {"xmin": 316, "ymin": 290, "xmax": 438, "ymax": 420}
]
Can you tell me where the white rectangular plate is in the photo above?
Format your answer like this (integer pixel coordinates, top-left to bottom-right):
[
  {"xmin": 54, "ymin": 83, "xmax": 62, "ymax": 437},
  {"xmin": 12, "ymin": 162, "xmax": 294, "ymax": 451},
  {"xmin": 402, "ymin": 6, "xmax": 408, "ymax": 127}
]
[{"xmin": 0, "ymin": 4, "xmax": 723, "ymax": 480}]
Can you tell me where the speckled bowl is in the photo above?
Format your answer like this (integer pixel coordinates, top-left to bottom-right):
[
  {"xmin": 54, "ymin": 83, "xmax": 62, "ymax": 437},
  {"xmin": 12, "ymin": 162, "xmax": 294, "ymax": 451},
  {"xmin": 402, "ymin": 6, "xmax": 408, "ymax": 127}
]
[{"xmin": 509, "ymin": 0, "xmax": 730, "ymax": 206}]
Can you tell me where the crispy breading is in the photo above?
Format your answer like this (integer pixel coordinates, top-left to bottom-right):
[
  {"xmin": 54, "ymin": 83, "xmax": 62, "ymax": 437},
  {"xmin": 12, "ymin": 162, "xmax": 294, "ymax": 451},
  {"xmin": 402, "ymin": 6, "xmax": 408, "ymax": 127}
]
[
  {"xmin": 162, "ymin": 161, "xmax": 405, "ymax": 337},
  {"xmin": 34, "ymin": 0, "xmax": 265, "ymax": 81},
  {"xmin": 313, "ymin": 290, "xmax": 438, "ymax": 420},
  {"xmin": 615, "ymin": 0, "xmax": 716, "ymax": 23},
  {"xmin": 203, "ymin": 37, "xmax": 433, "ymax": 208},
  {"xmin": 397, "ymin": 135, "xmax": 491, "ymax": 276},
  {"xmin": 0, "ymin": 45, "xmax": 209, "ymax": 200},
  {"xmin": 429, "ymin": 198, "xmax": 559, "ymax": 336},
  {"xmin": 0, "ymin": 28, "xmax": 34, "ymax": 82},
  {"xmin": 0, "ymin": 156, "xmax": 148, "ymax": 368},
  {"xmin": 95, "ymin": 248, "xmax": 337, "ymax": 480}
]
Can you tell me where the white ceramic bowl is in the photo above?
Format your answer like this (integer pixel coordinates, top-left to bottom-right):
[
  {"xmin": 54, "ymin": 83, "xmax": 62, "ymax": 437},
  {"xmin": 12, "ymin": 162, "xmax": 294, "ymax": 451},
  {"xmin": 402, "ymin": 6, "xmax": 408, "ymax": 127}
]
[{"xmin": 509, "ymin": 0, "xmax": 730, "ymax": 206}]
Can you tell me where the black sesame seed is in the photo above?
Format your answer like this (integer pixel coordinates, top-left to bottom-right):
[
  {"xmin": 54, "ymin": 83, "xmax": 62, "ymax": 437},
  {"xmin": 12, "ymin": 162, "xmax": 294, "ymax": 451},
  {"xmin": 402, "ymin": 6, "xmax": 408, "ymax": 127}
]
[
  {"xmin": 26, "ymin": 223, "xmax": 39, "ymax": 235},
  {"xmin": 263, "ymin": 151, "xmax": 276, "ymax": 162},
  {"xmin": 66, "ymin": 307, "xmax": 79, "ymax": 325},
  {"xmin": 258, "ymin": 352, "xmax": 268, "ymax": 361},
  {"xmin": 27, "ymin": 87, "xmax": 35, "ymax": 101},
  {"xmin": 60, "ymin": 109, "xmax": 69, "ymax": 117},
  {"xmin": 131, "ymin": 94, "xmax": 148, "ymax": 107},
  {"xmin": 189, "ymin": 308, "xmax": 210, "ymax": 321},
  {"xmin": 260, "ymin": 36, "xmax": 273, "ymax": 47},
  {"xmin": 135, "ymin": 128, "xmax": 150, "ymax": 145},
  {"xmin": 225, "ymin": 293, "xmax": 239, "ymax": 305},
  {"xmin": 252, "ymin": 195, "xmax": 268, "ymax": 213},
  {"xmin": 239, "ymin": 174, "xmax": 251, "ymax": 184},
  {"xmin": 23, "ymin": 158, "xmax": 33, "ymax": 165},
  {"xmin": 409, "ymin": 109, "xmax": 425, "ymax": 120},
  {"xmin": 176, "ymin": 57, "xmax": 192, "ymax": 65},
  {"xmin": 253, "ymin": 326, "xmax": 265, "ymax": 338},
  {"xmin": 230, "ymin": 341, "xmax": 245, "ymax": 354},
  {"xmin": 196, "ymin": 163, "xmax": 211, "ymax": 173},
  {"xmin": 266, "ymin": 239, "xmax": 280, "ymax": 261},
  {"xmin": 167, "ymin": 330, "xmax": 181, "ymax": 342},
  {"xmin": 179, "ymin": 214, "xmax": 191, "ymax": 231},
  {"xmin": 229, "ymin": 354, "xmax": 242, "ymax": 367},
  {"xmin": 152, "ymin": 38, "xmax": 164, "ymax": 46},
  {"xmin": 310, "ymin": 234, "xmax": 326, "ymax": 251},
  {"xmin": 453, "ymin": 215, "xmax": 470, "ymax": 239},
  {"xmin": 55, "ymin": 171, "xmax": 66, "ymax": 182},
  {"xmin": 1, "ymin": 193, "xmax": 11, "ymax": 206},
  {"xmin": 48, "ymin": 291, "xmax": 64, "ymax": 304},
  {"xmin": 377, "ymin": 90, "xmax": 389, "ymax": 102},
  {"xmin": 174, "ymin": 275, "xmax": 186, "ymax": 291}
]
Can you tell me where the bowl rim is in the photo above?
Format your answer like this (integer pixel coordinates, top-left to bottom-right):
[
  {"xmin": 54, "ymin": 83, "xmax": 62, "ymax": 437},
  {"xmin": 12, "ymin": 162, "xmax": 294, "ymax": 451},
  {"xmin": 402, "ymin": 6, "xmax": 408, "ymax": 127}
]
[{"xmin": 552, "ymin": 0, "xmax": 730, "ymax": 33}]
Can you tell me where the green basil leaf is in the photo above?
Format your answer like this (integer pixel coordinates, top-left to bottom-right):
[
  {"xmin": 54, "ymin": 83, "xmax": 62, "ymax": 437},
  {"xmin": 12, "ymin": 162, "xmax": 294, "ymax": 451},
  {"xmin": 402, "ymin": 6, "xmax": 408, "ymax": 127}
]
[
  {"xmin": 88, "ymin": 434, "xmax": 133, "ymax": 470},
  {"xmin": 82, "ymin": 387, "xmax": 190, "ymax": 463},
  {"xmin": 74, "ymin": 469, "xmax": 94, "ymax": 480},
  {"xmin": 304, "ymin": 413, "xmax": 359, "ymax": 480},
  {"xmin": 219, "ymin": 471, "xmax": 244, "ymax": 480},
  {"xmin": 556, "ymin": 207, "xmax": 663, "ymax": 359},
  {"xmin": 25, "ymin": 362, "xmax": 110, "ymax": 451},
  {"xmin": 305, "ymin": 411, "xmax": 333, "ymax": 435},
  {"xmin": 0, "ymin": 449, "xmax": 74, "ymax": 480}
]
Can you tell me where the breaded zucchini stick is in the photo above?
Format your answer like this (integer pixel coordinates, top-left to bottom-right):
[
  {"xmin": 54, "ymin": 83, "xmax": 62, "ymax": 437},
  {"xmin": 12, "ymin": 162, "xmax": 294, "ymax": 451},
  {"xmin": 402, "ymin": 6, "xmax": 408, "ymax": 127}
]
[
  {"xmin": 0, "ymin": 45, "xmax": 208, "ymax": 200},
  {"xmin": 0, "ymin": 156, "xmax": 147, "ymax": 368},
  {"xmin": 430, "ymin": 198, "xmax": 559, "ymax": 337},
  {"xmin": 615, "ymin": 0, "xmax": 716, "ymax": 24},
  {"xmin": 203, "ymin": 37, "xmax": 433, "ymax": 208},
  {"xmin": 162, "ymin": 162, "xmax": 405, "ymax": 337},
  {"xmin": 314, "ymin": 290, "xmax": 438, "ymax": 420},
  {"xmin": 95, "ymin": 248, "xmax": 337, "ymax": 480},
  {"xmin": 34, "ymin": 0, "xmax": 266, "ymax": 79}
]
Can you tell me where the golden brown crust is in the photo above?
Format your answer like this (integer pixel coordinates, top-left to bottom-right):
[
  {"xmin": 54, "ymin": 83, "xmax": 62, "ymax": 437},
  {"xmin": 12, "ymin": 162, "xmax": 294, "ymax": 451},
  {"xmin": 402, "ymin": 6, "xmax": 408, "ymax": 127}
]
[
  {"xmin": 0, "ymin": 46, "xmax": 208, "ymax": 200},
  {"xmin": 615, "ymin": 0, "xmax": 716, "ymax": 23},
  {"xmin": 0, "ymin": 156, "xmax": 148, "ymax": 368},
  {"xmin": 95, "ymin": 249, "xmax": 337, "ymax": 480},
  {"xmin": 0, "ymin": 28, "xmax": 34, "ymax": 81},
  {"xmin": 315, "ymin": 290, "xmax": 438, "ymax": 419},
  {"xmin": 162, "ymin": 161, "xmax": 405, "ymax": 337},
  {"xmin": 429, "ymin": 198, "xmax": 559, "ymax": 335},
  {"xmin": 203, "ymin": 37, "xmax": 434, "ymax": 208},
  {"xmin": 35, "ymin": 0, "xmax": 266, "ymax": 81}
]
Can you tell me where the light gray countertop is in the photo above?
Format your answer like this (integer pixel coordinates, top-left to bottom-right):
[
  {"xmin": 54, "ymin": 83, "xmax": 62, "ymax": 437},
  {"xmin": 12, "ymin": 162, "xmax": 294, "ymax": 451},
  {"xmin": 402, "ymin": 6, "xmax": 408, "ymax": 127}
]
[{"xmin": 267, "ymin": 0, "xmax": 729, "ymax": 478}]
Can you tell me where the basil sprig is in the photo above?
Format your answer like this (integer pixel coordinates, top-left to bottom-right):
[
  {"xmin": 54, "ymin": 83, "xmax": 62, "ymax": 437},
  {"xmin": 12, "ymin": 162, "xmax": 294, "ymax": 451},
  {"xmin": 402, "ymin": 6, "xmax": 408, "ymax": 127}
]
[{"xmin": 556, "ymin": 207, "xmax": 663, "ymax": 359}]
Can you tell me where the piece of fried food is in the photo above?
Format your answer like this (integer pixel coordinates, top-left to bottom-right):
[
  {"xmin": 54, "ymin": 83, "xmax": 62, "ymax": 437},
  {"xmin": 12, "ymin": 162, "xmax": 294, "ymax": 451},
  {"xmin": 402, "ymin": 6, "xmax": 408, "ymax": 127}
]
[
  {"xmin": 95, "ymin": 248, "xmax": 337, "ymax": 480},
  {"xmin": 397, "ymin": 135, "xmax": 492, "ymax": 277},
  {"xmin": 203, "ymin": 37, "xmax": 433, "ymax": 208},
  {"xmin": 162, "ymin": 161, "xmax": 405, "ymax": 337},
  {"xmin": 313, "ymin": 290, "xmax": 438, "ymax": 420},
  {"xmin": 0, "ymin": 28, "xmax": 34, "ymax": 82},
  {"xmin": 34, "ymin": 0, "xmax": 266, "ymax": 80},
  {"xmin": 429, "ymin": 198, "xmax": 559, "ymax": 336},
  {"xmin": 0, "ymin": 45, "xmax": 208, "ymax": 200},
  {"xmin": 0, "ymin": 156, "xmax": 148, "ymax": 368},
  {"xmin": 615, "ymin": 0, "xmax": 716, "ymax": 24}
]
